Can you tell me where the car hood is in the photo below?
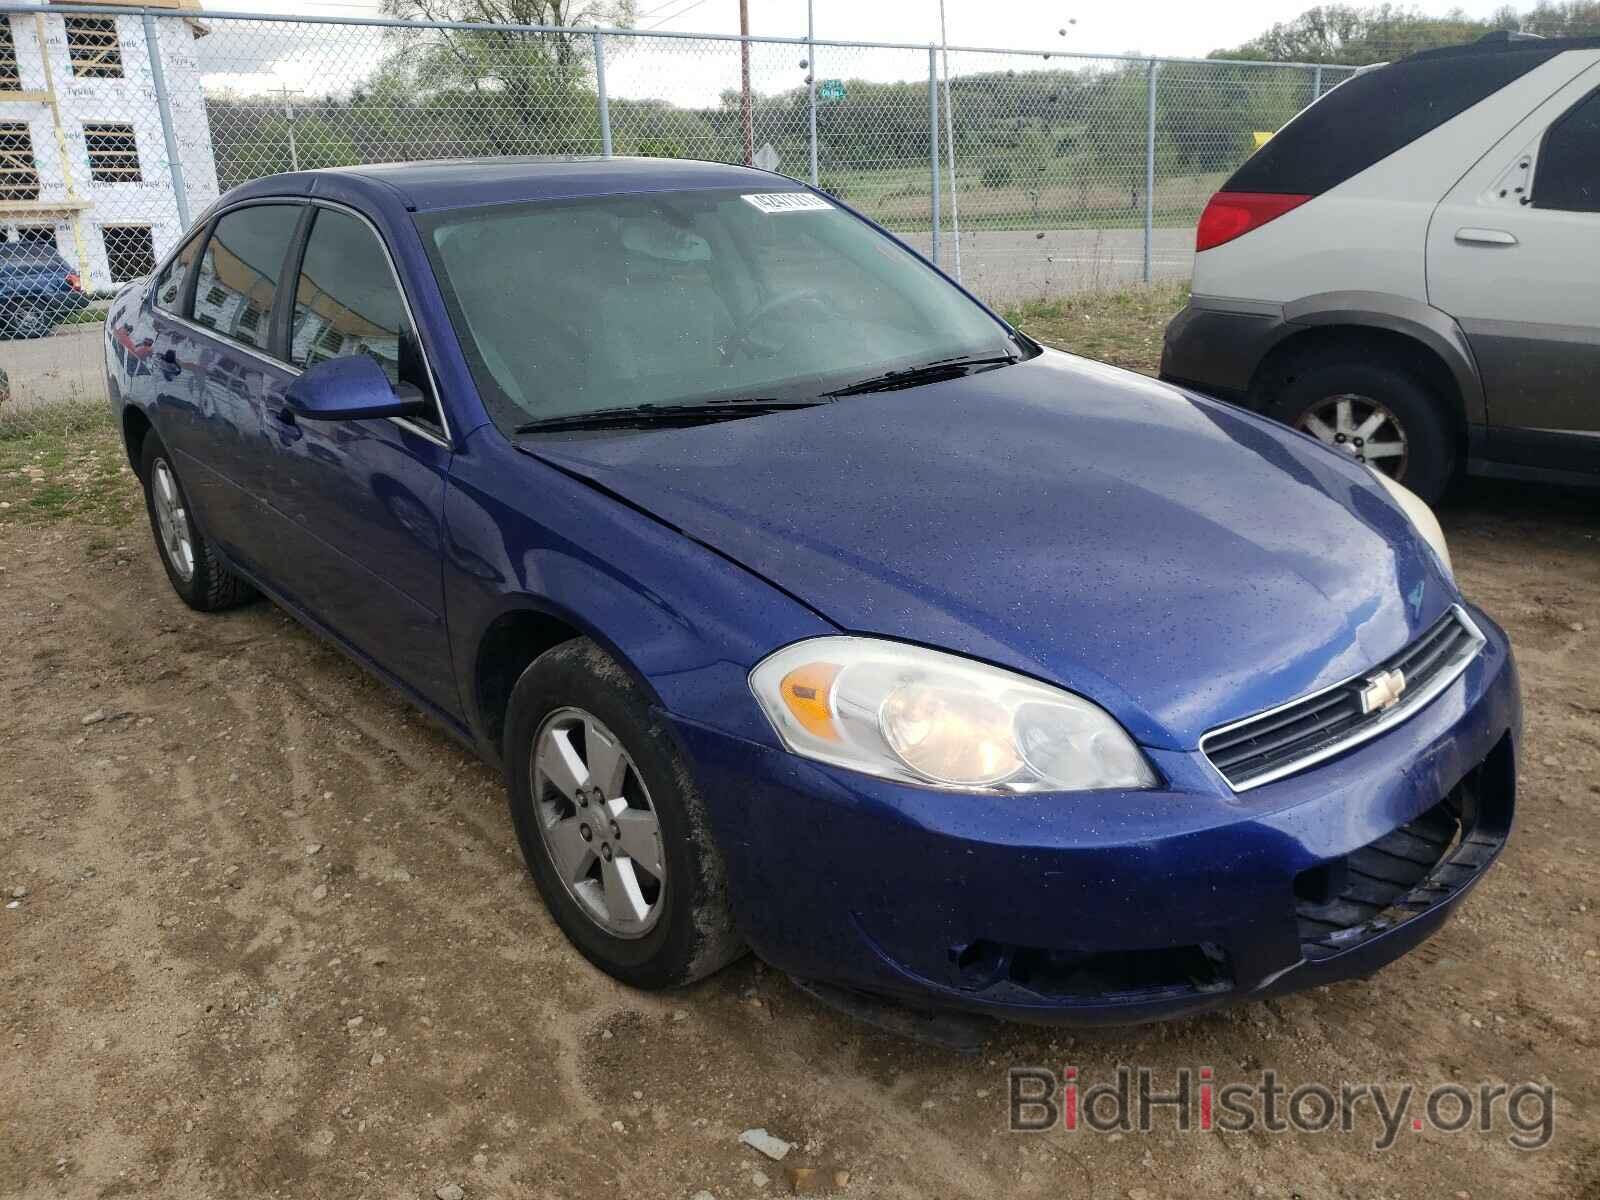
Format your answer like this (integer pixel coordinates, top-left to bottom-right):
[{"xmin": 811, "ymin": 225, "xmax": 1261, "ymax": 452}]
[{"xmin": 522, "ymin": 351, "xmax": 1454, "ymax": 750}]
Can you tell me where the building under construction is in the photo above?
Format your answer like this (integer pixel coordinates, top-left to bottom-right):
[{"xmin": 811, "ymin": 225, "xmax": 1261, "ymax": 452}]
[{"xmin": 0, "ymin": 0, "xmax": 218, "ymax": 292}]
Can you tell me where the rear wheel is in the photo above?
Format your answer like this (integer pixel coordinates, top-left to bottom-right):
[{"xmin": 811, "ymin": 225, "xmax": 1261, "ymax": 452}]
[
  {"xmin": 1265, "ymin": 351, "xmax": 1455, "ymax": 504},
  {"xmin": 139, "ymin": 434, "xmax": 257, "ymax": 611}
]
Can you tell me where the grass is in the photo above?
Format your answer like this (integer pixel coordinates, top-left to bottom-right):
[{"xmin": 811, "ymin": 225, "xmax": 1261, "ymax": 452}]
[
  {"xmin": 0, "ymin": 282, "xmax": 1189, "ymax": 532},
  {"xmin": 58, "ymin": 307, "xmax": 108, "ymax": 327},
  {"xmin": 0, "ymin": 399, "xmax": 137, "ymax": 529},
  {"xmin": 1004, "ymin": 280, "xmax": 1189, "ymax": 375}
]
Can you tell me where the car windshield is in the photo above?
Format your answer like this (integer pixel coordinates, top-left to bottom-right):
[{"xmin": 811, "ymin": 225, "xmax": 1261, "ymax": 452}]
[{"xmin": 417, "ymin": 187, "xmax": 1025, "ymax": 431}]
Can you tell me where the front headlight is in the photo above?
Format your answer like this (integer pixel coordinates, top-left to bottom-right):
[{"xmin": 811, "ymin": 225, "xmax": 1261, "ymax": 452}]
[
  {"xmin": 749, "ymin": 637, "xmax": 1157, "ymax": 793},
  {"xmin": 1372, "ymin": 471, "xmax": 1453, "ymax": 580}
]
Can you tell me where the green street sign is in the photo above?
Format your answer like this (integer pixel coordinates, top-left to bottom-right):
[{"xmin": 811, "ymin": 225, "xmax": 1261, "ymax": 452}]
[{"xmin": 817, "ymin": 78, "xmax": 846, "ymax": 102}]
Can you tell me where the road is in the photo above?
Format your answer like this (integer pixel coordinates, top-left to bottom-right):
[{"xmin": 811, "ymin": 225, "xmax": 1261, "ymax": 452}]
[
  {"xmin": 902, "ymin": 226, "xmax": 1195, "ymax": 303},
  {"xmin": 0, "ymin": 323, "xmax": 106, "ymax": 413}
]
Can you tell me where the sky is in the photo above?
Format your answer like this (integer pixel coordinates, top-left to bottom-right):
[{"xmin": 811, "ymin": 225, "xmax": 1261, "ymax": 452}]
[
  {"xmin": 220, "ymin": 0, "xmax": 1523, "ymax": 61},
  {"xmin": 193, "ymin": 0, "xmax": 1526, "ymax": 110}
]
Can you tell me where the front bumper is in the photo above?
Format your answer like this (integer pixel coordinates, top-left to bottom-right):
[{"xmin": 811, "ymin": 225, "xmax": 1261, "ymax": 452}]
[{"xmin": 681, "ymin": 604, "xmax": 1519, "ymax": 1026}]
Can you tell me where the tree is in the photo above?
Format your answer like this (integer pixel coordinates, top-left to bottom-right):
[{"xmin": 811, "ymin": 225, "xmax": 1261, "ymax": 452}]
[
  {"xmin": 1518, "ymin": 0, "xmax": 1600, "ymax": 33},
  {"xmin": 1210, "ymin": 4, "xmax": 1508, "ymax": 64},
  {"xmin": 374, "ymin": 0, "xmax": 637, "ymax": 155}
]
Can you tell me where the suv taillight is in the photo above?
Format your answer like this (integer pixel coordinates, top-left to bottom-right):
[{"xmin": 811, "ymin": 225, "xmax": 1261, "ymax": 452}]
[
  {"xmin": 1195, "ymin": 192, "xmax": 1311, "ymax": 252},
  {"xmin": 66, "ymin": 271, "xmax": 82, "ymax": 292}
]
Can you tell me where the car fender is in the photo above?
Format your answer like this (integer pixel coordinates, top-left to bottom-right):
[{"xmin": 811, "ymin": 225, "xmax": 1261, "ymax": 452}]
[
  {"xmin": 441, "ymin": 426, "xmax": 838, "ymax": 765},
  {"xmin": 1279, "ymin": 291, "xmax": 1487, "ymax": 426}
]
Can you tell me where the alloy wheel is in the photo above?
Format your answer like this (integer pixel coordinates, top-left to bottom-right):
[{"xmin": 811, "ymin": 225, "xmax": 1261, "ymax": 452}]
[
  {"xmin": 530, "ymin": 707, "xmax": 666, "ymax": 939},
  {"xmin": 1295, "ymin": 394, "xmax": 1409, "ymax": 480},
  {"xmin": 151, "ymin": 458, "xmax": 196, "ymax": 581}
]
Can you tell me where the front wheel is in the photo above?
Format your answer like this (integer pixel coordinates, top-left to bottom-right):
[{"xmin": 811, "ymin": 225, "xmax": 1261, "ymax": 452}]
[
  {"xmin": 1267, "ymin": 354, "xmax": 1455, "ymax": 504},
  {"xmin": 504, "ymin": 639, "xmax": 744, "ymax": 989}
]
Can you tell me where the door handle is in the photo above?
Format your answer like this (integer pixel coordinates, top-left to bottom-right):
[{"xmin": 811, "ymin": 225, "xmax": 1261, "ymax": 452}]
[{"xmin": 1455, "ymin": 227, "xmax": 1518, "ymax": 246}]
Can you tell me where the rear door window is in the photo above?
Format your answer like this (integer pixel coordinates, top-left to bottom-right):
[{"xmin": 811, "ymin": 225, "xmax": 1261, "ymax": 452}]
[
  {"xmin": 191, "ymin": 203, "xmax": 301, "ymax": 352},
  {"xmin": 1533, "ymin": 88, "xmax": 1600, "ymax": 212},
  {"xmin": 152, "ymin": 229, "xmax": 202, "ymax": 314},
  {"xmin": 1225, "ymin": 47, "xmax": 1562, "ymax": 196}
]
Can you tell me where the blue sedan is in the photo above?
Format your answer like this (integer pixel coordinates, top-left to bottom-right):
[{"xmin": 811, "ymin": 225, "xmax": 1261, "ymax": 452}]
[{"xmin": 104, "ymin": 157, "xmax": 1519, "ymax": 1029}]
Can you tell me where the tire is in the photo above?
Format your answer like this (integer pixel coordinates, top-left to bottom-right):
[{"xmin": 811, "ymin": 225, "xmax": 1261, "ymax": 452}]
[
  {"xmin": 504, "ymin": 638, "xmax": 744, "ymax": 989},
  {"xmin": 1262, "ymin": 349, "xmax": 1456, "ymax": 505},
  {"xmin": 139, "ymin": 434, "xmax": 257, "ymax": 612},
  {"xmin": 10, "ymin": 304, "xmax": 54, "ymax": 339}
]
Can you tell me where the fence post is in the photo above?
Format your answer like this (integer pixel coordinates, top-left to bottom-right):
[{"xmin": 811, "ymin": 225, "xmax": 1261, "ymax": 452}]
[
  {"xmin": 144, "ymin": 12, "xmax": 189, "ymax": 228},
  {"xmin": 806, "ymin": 6, "xmax": 818, "ymax": 185},
  {"xmin": 1312, "ymin": 63, "xmax": 1324, "ymax": 101},
  {"xmin": 1143, "ymin": 58, "xmax": 1159, "ymax": 285},
  {"xmin": 593, "ymin": 31, "xmax": 613, "ymax": 157},
  {"xmin": 928, "ymin": 47, "xmax": 941, "ymax": 269}
]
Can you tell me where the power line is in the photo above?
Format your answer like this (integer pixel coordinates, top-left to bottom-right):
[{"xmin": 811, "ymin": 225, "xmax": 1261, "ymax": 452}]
[
  {"xmin": 633, "ymin": 0, "xmax": 695, "ymax": 19},
  {"xmin": 644, "ymin": 0, "xmax": 712, "ymax": 30}
]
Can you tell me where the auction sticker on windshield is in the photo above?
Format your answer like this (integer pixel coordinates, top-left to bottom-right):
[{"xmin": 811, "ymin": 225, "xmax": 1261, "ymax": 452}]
[{"xmin": 742, "ymin": 193, "xmax": 833, "ymax": 214}]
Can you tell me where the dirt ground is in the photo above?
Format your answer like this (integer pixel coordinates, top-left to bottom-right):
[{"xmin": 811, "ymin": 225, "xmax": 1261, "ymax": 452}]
[{"xmin": 2, "ymin": 453, "xmax": 1598, "ymax": 1199}]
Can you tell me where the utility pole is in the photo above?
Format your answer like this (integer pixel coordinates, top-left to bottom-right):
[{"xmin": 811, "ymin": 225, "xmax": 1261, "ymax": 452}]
[{"xmin": 739, "ymin": 0, "xmax": 754, "ymax": 166}]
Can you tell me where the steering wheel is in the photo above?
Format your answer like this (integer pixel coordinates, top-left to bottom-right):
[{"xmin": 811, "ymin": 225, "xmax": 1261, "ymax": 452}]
[{"xmin": 723, "ymin": 289, "xmax": 828, "ymax": 359}]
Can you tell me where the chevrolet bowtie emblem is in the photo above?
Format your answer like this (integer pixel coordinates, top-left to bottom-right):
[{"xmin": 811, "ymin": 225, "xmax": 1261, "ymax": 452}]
[{"xmin": 1360, "ymin": 668, "xmax": 1407, "ymax": 714}]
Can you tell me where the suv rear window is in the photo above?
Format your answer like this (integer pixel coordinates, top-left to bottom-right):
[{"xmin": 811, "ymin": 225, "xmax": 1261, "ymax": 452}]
[{"xmin": 1225, "ymin": 47, "xmax": 1561, "ymax": 196}]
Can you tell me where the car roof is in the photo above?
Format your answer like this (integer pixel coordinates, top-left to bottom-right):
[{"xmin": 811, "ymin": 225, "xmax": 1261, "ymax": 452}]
[{"xmin": 223, "ymin": 156, "xmax": 801, "ymax": 215}]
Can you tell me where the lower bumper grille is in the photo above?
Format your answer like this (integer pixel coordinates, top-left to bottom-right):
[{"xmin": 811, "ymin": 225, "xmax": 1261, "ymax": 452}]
[
  {"xmin": 1292, "ymin": 738, "xmax": 1511, "ymax": 960},
  {"xmin": 1202, "ymin": 605, "xmax": 1486, "ymax": 790}
]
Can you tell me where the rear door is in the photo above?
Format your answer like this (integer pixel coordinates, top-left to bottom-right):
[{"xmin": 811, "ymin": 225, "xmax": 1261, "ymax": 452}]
[
  {"xmin": 1427, "ymin": 60, "xmax": 1600, "ymax": 477},
  {"xmin": 159, "ymin": 202, "xmax": 304, "ymax": 572},
  {"xmin": 253, "ymin": 202, "xmax": 460, "ymax": 716}
]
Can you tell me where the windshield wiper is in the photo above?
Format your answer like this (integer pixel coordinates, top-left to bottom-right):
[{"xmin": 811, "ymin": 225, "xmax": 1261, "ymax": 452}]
[
  {"xmin": 822, "ymin": 353, "xmax": 1021, "ymax": 398},
  {"xmin": 513, "ymin": 398, "xmax": 819, "ymax": 435}
]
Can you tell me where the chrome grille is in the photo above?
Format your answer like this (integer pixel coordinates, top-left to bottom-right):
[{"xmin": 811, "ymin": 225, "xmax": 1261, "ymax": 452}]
[{"xmin": 1201, "ymin": 606, "xmax": 1486, "ymax": 791}]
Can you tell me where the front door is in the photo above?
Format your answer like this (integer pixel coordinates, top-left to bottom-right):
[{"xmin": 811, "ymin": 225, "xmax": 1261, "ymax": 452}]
[
  {"xmin": 256, "ymin": 203, "xmax": 460, "ymax": 718},
  {"xmin": 1428, "ymin": 65, "xmax": 1600, "ymax": 477}
]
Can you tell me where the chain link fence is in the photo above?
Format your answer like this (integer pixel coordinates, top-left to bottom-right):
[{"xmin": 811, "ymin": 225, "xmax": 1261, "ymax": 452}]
[{"xmin": 0, "ymin": 1, "xmax": 1353, "ymax": 431}]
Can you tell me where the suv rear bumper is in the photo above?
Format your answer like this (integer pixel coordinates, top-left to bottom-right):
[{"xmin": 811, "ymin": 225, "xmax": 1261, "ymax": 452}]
[{"xmin": 1159, "ymin": 298, "xmax": 1286, "ymax": 404}]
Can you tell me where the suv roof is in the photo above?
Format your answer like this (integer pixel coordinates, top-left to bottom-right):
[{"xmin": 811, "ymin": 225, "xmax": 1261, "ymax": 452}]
[
  {"xmin": 1406, "ymin": 31, "xmax": 1600, "ymax": 61},
  {"xmin": 1224, "ymin": 39, "xmax": 1581, "ymax": 196}
]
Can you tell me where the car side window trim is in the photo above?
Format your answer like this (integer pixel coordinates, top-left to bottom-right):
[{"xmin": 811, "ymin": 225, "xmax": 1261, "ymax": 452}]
[{"xmin": 271, "ymin": 204, "xmax": 318, "ymax": 361}]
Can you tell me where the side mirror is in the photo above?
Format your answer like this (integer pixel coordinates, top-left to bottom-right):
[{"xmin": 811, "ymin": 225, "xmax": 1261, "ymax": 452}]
[{"xmin": 284, "ymin": 353, "xmax": 428, "ymax": 421}]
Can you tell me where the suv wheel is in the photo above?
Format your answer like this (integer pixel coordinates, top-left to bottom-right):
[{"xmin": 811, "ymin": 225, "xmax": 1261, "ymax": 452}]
[{"xmin": 1266, "ymin": 352, "xmax": 1455, "ymax": 504}]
